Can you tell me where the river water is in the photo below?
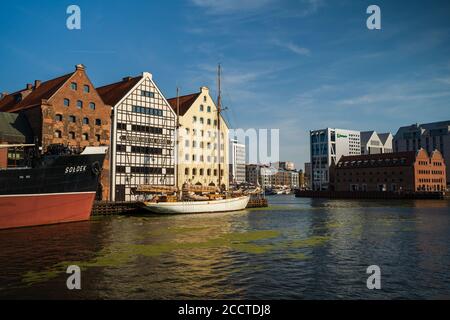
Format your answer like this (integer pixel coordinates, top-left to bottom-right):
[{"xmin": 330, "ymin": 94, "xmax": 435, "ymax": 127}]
[{"xmin": 1, "ymin": 195, "xmax": 450, "ymax": 299}]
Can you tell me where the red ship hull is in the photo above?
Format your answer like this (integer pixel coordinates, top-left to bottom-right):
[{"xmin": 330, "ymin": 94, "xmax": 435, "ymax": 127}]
[{"xmin": 0, "ymin": 192, "xmax": 95, "ymax": 230}]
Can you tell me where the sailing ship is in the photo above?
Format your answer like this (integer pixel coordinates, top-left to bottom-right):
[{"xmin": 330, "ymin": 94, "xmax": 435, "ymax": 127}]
[
  {"xmin": 0, "ymin": 144, "xmax": 108, "ymax": 230},
  {"xmin": 140, "ymin": 65, "xmax": 250, "ymax": 214}
]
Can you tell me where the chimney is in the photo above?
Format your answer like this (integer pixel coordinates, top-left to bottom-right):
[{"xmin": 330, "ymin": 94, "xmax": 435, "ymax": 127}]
[
  {"xmin": 34, "ymin": 80, "xmax": 41, "ymax": 88},
  {"xmin": 26, "ymin": 83, "xmax": 33, "ymax": 90},
  {"xmin": 123, "ymin": 76, "xmax": 132, "ymax": 82},
  {"xmin": 75, "ymin": 64, "xmax": 86, "ymax": 71}
]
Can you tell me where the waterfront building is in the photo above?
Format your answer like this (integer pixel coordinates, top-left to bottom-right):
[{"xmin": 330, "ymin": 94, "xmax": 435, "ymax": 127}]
[
  {"xmin": 245, "ymin": 164, "xmax": 277, "ymax": 189},
  {"xmin": 310, "ymin": 128, "xmax": 361, "ymax": 190},
  {"xmin": 0, "ymin": 64, "xmax": 111, "ymax": 199},
  {"xmin": 97, "ymin": 72, "xmax": 176, "ymax": 202},
  {"xmin": 273, "ymin": 169, "xmax": 299, "ymax": 189},
  {"xmin": 298, "ymin": 170, "xmax": 305, "ymax": 189},
  {"xmin": 0, "ymin": 112, "xmax": 33, "ymax": 168},
  {"xmin": 167, "ymin": 87, "xmax": 229, "ymax": 190},
  {"xmin": 394, "ymin": 121, "xmax": 450, "ymax": 185},
  {"xmin": 229, "ymin": 138, "xmax": 246, "ymax": 184},
  {"xmin": 333, "ymin": 149, "xmax": 446, "ymax": 192},
  {"xmin": 304, "ymin": 162, "xmax": 312, "ymax": 189},
  {"xmin": 360, "ymin": 131, "xmax": 393, "ymax": 155},
  {"xmin": 274, "ymin": 161, "xmax": 295, "ymax": 171}
]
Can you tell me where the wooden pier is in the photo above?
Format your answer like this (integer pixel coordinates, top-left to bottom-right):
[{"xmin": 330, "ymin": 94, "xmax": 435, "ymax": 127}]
[
  {"xmin": 92, "ymin": 196, "xmax": 269, "ymax": 216},
  {"xmin": 92, "ymin": 201, "xmax": 142, "ymax": 216}
]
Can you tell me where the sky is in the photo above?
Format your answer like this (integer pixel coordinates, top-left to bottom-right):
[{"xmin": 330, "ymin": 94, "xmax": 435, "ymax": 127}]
[{"xmin": 1, "ymin": 0, "xmax": 450, "ymax": 169}]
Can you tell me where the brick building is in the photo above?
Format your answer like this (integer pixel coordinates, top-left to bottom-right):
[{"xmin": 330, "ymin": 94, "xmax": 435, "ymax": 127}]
[
  {"xmin": 332, "ymin": 149, "xmax": 446, "ymax": 193},
  {"xmin": 0, "ymin": 64, "xmax": 111, "ymax": 199}
]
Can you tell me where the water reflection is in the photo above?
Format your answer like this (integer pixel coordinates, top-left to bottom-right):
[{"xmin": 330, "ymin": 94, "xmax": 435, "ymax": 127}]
[{"xmin": 0, "ymin": 196, "xmax": 449, "ymax": 299}]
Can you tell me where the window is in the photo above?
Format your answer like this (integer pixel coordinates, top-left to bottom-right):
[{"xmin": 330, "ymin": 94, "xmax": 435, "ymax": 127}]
[
  {"xmin": 207, "ymin": 119, "xmax": 211, "ymax": 125},
  {"xmin": 95, "ymin": 134, "xmax": 101, "ymax": 142},
  {"xmin": 141, "ymin": 90, "xmax": 155, "ymax": 98},
  {"xmin": 192, "ymin": 168, "xmax": 197, "ymax": 175},
  {"xmin": 185, "ymin": 140, "xmax": 189, "ymax": 147},
  {"xmin": 200, "ymin": 169, "xmax": 204, "ymax": 175},
  {"xmin": 54, "ymin": 130, "xmax": 62, "ymax": 138},
  {"xmin": 185, "ymin": 154, "xmax": 189, "ymax": 161},
  {"xmin": 83, "ymin": 118, "xmax": 89, "ymax": 125},
  {"xmin": 207, "ymin": 106, "xmax": 211, "ymax": 112},
  {"xmin": 200, "ymin": 105, "xmax": 204, "ymax": 112},
  {"xmin": 89, "ymin": 102, "xmax": 96, "ymax": 110},
  {"xmin": 200, "ymin": 117, "xmax": 204, "ymax": 124},
  {"xmin": 77, "ymin": 100, "xmax": 83, "ymax": 109},
  {"xmin": 214, "ymin": 120, "xmax": 217, "ymax": 126},
  {"xmin": 69, "ymin": 116, "xmax": 76, "ymax": 123},
  {"xmin": 55, "ymin": 114, "xmax": 63, "ymax": 121},
  {"xmin": 83, "ymin": 85, "xmax": 90, "ymax": 93},
  {"xmin": 185, "ymin": 168, "xmax": 190, "ymax": 175},
  {"xmin": 193, "ymin": 116, "xmax": 197, "ymax": 123},
  {"xmin": 207, "ymin": 169, "xmax": 211, "ymax": 176},
  {"xmin": 64, "ymin": 99, "xmax": 70, "ymax": 107},
  {"xmin": 117, "ymin": 123, "xmax": 127, "ymax": 131},
  {"xmin": 204, "ymin": 96, "xmax": 207, "ymax": 102},
  {"xmin": 82, "ymin": 133, "xmax": 89, "ymax": 141},
  {"xmin": 132, "ymin": 105, "xmax": 163, "ymax": 116},
  {"xmin": 69, "ymin": 132, "xmax": 75, "ymax": 139},
  {"xmin": 95, "ymin": 119, "xmax": 101, "ymax": 126},
  {"xmin": 71, "ymin": 82, "xmax": 77, "ymax": 90}
]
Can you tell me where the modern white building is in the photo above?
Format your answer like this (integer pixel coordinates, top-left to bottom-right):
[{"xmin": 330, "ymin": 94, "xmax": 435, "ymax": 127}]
[
  {"xmin": 98, "ymin": 72, "xmax": 177, "ymax": 201},
  {"xmin": 310, "ymin": 128, "xmax": 361, "ymax": 190},
  {"xmin": 360, "ymin": 131, "xmax": 393, "ymax": 155},
  {"xmin": 394, "ymin": 121, "xmax": 450, "ymax": 185},
  {"xmin": 229, "ymin": 138, "xmax": 246, "ymax": 184}
]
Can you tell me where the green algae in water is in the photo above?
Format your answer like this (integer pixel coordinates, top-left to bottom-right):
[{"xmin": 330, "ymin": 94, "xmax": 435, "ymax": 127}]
[
  {"xmin": 21, "ymin": 229, "xmax": 282, "ymax": 286},
  {"xmin": 287, "ymin": 235, "xmax": 331, "ymax": 248}
]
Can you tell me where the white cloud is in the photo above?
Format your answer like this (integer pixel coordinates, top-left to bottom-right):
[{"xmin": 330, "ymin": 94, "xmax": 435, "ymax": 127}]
[{"xmin": 190, "ymin": 0, "xmax": 273, "ymax": 14}]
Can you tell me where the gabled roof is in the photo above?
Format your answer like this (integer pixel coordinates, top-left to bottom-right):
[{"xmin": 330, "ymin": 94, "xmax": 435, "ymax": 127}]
[
  {"xmin": 337, "ymin": 151, "xmax": 417, "ymax": 169},
  {"xmin": 166, "ymin": 93, "xmax": 201, "ymax": 116},
  {"xmin": 0, "ymin": 73, "xmax": 74, "ymax": 113},
  {"xmin": 378, "ymin": 133, "xmax": 392, "ymax": 145},
  {"xmin": 0, "ymin": 112, "xmax": 33, "ymax": 143},
  {"xmin": 360, "ymin": 131, "xmax": 377, "ymax": 145},
  {"xmin": 97, "ymin": 76, "xmax": 143, "ymax": 106}
]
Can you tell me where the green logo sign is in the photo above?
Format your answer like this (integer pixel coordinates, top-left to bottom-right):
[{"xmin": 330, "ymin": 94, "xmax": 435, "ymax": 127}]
[{"xmin": 337, "ymin": 134, "xmax": 348, "ymax": 138}]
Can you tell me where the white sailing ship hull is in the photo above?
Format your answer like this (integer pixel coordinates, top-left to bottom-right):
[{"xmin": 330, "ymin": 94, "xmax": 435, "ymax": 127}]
[{"xmin": 142, "ymin": 196, "xmax": 250, "ymax": 214}]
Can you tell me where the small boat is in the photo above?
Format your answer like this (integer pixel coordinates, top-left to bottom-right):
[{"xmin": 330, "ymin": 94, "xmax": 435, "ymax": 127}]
[{"xmin": 142, "ymin": 195, "xmax": 250, "ymax": 214}]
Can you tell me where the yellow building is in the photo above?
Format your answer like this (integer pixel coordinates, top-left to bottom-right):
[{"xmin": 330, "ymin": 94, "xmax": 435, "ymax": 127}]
[{"xmin": 167, "ymin": 87, "xmax": 229, "ymax": 190}]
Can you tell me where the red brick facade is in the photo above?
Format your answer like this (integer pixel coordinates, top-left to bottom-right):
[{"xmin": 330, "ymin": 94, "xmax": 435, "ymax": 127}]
[
  {"xmin": 333, "ymin": 149, "xmax": 446, "ymax": 193},
  {"xmin": 0, "ymin": 65, "xmax": 112, "ymax": 200}
]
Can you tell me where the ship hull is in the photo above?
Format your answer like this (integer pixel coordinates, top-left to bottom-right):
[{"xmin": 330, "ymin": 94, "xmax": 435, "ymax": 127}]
[
  {"xmin": 0, "ymin": 147, "xmax": 107, "ymax": 230},
  {"xmin": 0, "ymin": 192, "xmax": 95, "ymax": 230},
  {"xmin": 141, "ymin": 196, "xmax": 250, "ymax": 214}
]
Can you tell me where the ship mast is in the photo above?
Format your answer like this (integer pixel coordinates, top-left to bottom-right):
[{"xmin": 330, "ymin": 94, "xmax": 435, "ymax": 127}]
[
  {"xmin": 176, "ymin": 87, "xmax": 181, "ymax": 197},
  {"xmin": 217, "ymin": 64, "xmax": 222, "ymax": 191}
]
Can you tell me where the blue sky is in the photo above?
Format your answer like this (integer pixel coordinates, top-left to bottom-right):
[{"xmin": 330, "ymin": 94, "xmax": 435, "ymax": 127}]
[{"xmin": 1, "ymin": 0, "xmax": 450, "ymax": 168}]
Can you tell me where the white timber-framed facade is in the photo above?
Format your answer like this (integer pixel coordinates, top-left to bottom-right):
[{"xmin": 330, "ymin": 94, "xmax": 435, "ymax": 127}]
[{"xmin": 98, "ymin": 72, "xmax": 177, "ymax": 201}]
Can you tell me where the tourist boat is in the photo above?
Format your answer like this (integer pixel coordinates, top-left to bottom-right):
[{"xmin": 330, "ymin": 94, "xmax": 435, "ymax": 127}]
[
  {"xmin": 140, "ymin": 65, "xmax": 250, "ymax": 214},
  {"xmin": 0, "ymin": 144, "xmax": 108, "ymax": 230}
]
